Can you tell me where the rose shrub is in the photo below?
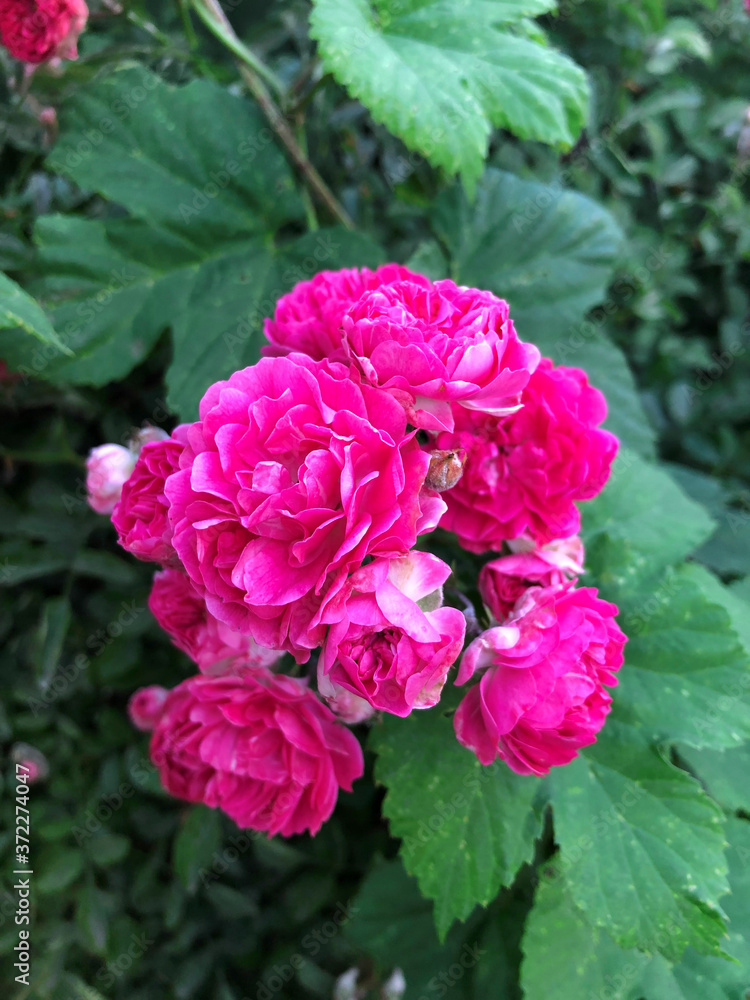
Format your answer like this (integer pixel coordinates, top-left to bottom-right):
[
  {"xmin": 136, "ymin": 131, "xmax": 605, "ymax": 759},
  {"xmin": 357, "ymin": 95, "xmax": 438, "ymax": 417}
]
[{"xmin": 3, "ymin": 6, "xmax": 749, "ymax": 995}]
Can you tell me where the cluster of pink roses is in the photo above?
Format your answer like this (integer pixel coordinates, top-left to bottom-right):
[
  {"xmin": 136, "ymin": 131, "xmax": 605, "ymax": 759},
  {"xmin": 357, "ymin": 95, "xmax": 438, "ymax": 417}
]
[{"xmin": 87, "ymin": 264, "xmax": 625, "ymax": 835}]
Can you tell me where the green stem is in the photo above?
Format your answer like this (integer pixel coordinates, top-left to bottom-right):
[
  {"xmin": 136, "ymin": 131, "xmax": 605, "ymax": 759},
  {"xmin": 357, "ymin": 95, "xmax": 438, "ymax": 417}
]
[
  {"xmin": 296, "ymin": 125, "xmax": 319, "ymax": 231},
  {"xmin": 190, "ymin": 0, "xmax": 353, "ymax": 230},
  {"xmin": 124, "ymin": 8, "xmax": 174, "ymax": 47},
  {"xmin": 190, "ymin": 0, "xmax": 285, "ymax": 97}
]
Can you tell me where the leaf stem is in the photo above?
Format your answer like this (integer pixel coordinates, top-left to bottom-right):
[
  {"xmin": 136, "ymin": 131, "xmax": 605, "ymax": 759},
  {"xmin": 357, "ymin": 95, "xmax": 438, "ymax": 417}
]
[{"xmin": 190, "ymin": 0, "xmax": 354, "ymax": 231}]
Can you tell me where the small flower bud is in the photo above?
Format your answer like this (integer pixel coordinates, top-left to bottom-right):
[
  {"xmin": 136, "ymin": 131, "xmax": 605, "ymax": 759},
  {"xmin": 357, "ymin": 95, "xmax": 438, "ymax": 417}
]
[
  {"xmin": 85, "ymin": 443, "xmax": 137, "ymax": 515},
  {"xmin": 425, "ymin": 448, "xmax": 466, "ymax": 492},
  {"xmin": 128, "ymin": 685, "xmax": 169, "ymax": 732}
]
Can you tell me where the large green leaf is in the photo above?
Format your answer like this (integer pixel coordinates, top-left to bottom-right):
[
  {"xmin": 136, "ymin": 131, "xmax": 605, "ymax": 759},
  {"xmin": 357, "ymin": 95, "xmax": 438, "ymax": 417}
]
[
  {"xmin": 0, "ymin": 271, "xmax": 70, "ymax": 367},
  {"xmin": 637, "ymin": 818, "xmax": 750, "ymax": 999},
  {"xmin": 33, "ymin": 65, "xmax": 383, "ymax": 416},
  {"xmin": 678, "ymin": 743, "xmax": 750, "ymax": 813},
  {"xmin": 47, "ymin": 64, "xmax": 301, "ymax": 242},
  {"xmin": 581, "ymin": 449, "xmax": 715, "ymax": 593},
  {"xmin": 523, "ymin": 820, "xmax": 750, "ymax": 1000},
  {"xmin": 432, "ymin": 168, "xmax": 623, "ymax": 342},
  {"xmin": 548, "ymin": 722, "xmax": 729, "ymax": 961},
  {"xmin": 310, "ymin": 1, "xmax": 589, "ymax": 191},
  {"xmin": 173, "ymin": 805, "xmax": 223, "ymax": 894},
  {"xmin": 347, "ymin": 855, "xmax": 530, "ymax": 1000},
  {"xmin": 521, "ymin": 869, "xmax": 649, "ymax": 1000},
  {"xmin": 371, "ymin": 691, "xmax": 543, "ymax": 940},
  {"xmin": 614, "ymin": 565, "xmax": 750, "ymax": 751},
  {"xmin": 34, "ymin": 216, "xmax": 381, "ymax": 417},
  {"xmin": 429, "ymin": 170, "xmax": 653, "ymax": 455}
]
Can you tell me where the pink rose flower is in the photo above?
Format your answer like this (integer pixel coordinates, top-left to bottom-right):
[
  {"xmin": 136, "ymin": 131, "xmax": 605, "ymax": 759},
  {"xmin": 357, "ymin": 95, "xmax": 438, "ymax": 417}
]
[
  {"xmin": 112, "ymin": 427, "xmax": 188, "ymax": 565},
  {"xmin": 12, "ymin": 743, "xmax": 48, "ymax": 783},
  {"xmin": 263, "ymin": 264, "xmax": 424, "ymax": 361},
  {"xmin": 86, "ymin": 443, "xmax": 136, "ymax": 515},
  {"xmin": 317, "ymin": 672, "xmax": 376, "ymax": 724},
  {"xmin": 148, "ymin": 568, "xmax": 282, "ymax": 674},
  {"xmin": 436, "ymin": 359, "xmax": 618, "ymax": 551},
  {"xmin": 341, "ymin": 279, "xmax": 540, "ymax": 432},
  {"xmin": 0, "ymin": 0, "xmax": 88, "ymax": 63},
  {"xmin": 165, "ymin": 354, "xmax": 445, "ymax": 661},
  {"xmin": 150, "ymin": 668, "xmax": 364, "ymax": 837},
  {"xmin": 319, "ymin": 552, "xmax": 466, "ymax": 717},
  {"xmin": 454, "ymin": 584, "xmax": 626, "ymax": 776},
  {"xmin": 128, "ymin": 685, "xmax": 169, "ymax": 732},
  {"xmin": 479, "ymin": 537, "xmax": 584, "ymax": 622}
]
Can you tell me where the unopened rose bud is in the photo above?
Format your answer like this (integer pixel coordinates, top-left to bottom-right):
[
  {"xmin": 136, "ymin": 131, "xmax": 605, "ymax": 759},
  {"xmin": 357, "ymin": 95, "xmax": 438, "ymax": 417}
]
[
  {"xmin": 334, "ymin": 968, "xmax": 362, "ymax": 1000},
  {"xmin": 85, "ymin": 443, "xmax": 137, "ymax": 515},
  {"xmin": 382, "ymin": 968, "xmax": 406, "ymax": 1000},
  {"xmin": 132, "ymin": 425, "xmax": 169, "ymax": 448},
  {"xmin": 128, "ymin": 685, "xmax": 169, "ymax": 731},
  {"xmin": 425, "ymin": 449, "xmax": 466, "ymax": 492}
]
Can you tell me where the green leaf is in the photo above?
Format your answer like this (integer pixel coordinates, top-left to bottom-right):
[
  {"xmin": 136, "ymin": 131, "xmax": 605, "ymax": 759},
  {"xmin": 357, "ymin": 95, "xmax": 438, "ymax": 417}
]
[
  {"xmin": 614, "ymin": 565, "xmax": 750, "ymax": 751},
  {"xmin": 75, "ymin": 884, "xmax": 112, "ymax": 954},
  {"xmin": 0, "ymin": 540, "xmax": 69, "ymax": 586},
  {"xmin": 173, "ymin": 805, "xmax": 223, "ymax": 894},
  {"xmin": 0, "ymin": 271, "xmax": 70, "ymax": 365},
  {"xmin": 636, "ymin": 818, "xmax": 750, "ymax": 999},
  {"xmin": 548, "ymin": 722, "xmax": 729, "ymax": 961},
  {"xmin": 36, "ymin": 846, "xmax": 85, "ymax": 895},
  {"xmin": 310, "ymin": 0, "xmax": 589, "ymax": 191},
  {"xmin": 581, "ymin": 450, "xmax": 715, "ymax": 592},
  {"xmin": 47, "ymin": 65, "xmax": 301, "ymax": 242},
  {"xmin": 34, "ymin": 69, "xmax": 383, "ymax": 418},
  {"xmin": 345, "ymin": 855, "xmax": 478, "ymax": 996},
  {"xmin": 432, "ymin": 168, "xmax": 623, "ymax": 342},
  {"xmin": 34, "ymin": 595, "xmax": 71, "ymax": 688},
  {"xmin": 667, "ymin": 465, "xmax": 750, "ymax": 577},
  {"xmin": 553, "ymin": 331, "xmax": 656, "ymax": 457},
  {"xmin": 371, "ymin": 692, "xmax": 543, "ymax": 939},
  {"xmin": 521, "ymin": 868, "xmax": 649, "ymax": 1000},
  {"xmin": 678, "ymin": 744, "xmax": 750, "ymax": 814},
  {"xmin": 87, "ymin": 833, "xmax": 130, "ymax": 868}
]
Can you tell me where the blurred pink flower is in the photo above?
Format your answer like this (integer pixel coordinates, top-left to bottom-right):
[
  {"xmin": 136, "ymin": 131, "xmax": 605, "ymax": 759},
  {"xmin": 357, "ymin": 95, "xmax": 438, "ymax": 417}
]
[
  {"xmin": 150, "ymin": 668, "xmax": 363, "ymax": 837},
  {"xmin": 86, "ymin": 444, "xmax": 136, "ymax": 515},
  {"xmin": 0, "ymin": 0, "xmax": 88, "ymax": 63},
  {"xmin": 128, "ymin": 685, "xmax": 169, "ymax": 732}
]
